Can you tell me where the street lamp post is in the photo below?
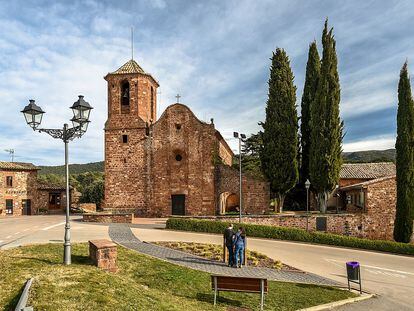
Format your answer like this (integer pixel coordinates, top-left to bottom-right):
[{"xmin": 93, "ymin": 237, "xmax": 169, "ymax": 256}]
[
  {"xmin": 305, "ymin": 179, "xmax": 311, "ymax": 232},
  {"xmin": 21, "ymin": 95, "xmax": 92, "ymax": 265},
  {"xmin": 335, "ymin": 184, "xmax": 340, "ymax": 214},
  {"xmin": 233, "ymin": 132, "xmax": 246, "ymax": 223}
]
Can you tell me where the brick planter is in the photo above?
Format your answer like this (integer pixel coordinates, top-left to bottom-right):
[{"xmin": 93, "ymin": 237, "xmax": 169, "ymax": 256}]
[{"xmin": 89, "ymin": 239, "xmax": 117, "ymax": 272}]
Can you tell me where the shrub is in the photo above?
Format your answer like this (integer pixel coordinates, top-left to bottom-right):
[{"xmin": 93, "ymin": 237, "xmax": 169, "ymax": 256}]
[{"xmin": 166, "ymin": 218, "xmax": 414, "ymax": 256}]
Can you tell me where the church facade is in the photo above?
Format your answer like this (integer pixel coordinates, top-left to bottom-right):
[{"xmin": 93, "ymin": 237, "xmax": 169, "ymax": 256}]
[{"xmin": 103, "ymin": 59, "xmax": 269, "ymax": 217}]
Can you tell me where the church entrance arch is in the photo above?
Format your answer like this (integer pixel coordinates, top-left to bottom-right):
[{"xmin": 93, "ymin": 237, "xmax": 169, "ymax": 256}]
[{"xmin": 219, "ymin": 192, "xmax": 239, "ymax": 215}]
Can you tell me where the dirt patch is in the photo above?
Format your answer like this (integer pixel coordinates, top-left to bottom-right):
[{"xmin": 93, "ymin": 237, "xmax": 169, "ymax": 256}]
[{"xmin": 153, "ymin": 242, "xmax": 301, "ymax": 271}]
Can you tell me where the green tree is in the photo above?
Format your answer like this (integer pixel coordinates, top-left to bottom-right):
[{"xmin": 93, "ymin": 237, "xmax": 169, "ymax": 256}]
[
  {"xmin": 242, "ymin": 132, "xmax": 263, "ymax": 157},
  {"xmin": 73, "ymin": 172, "xmax": 104, "ymax": 193},
  {"xmin": 300, "ymin": 41, "xmax": 320, "ymax": 185},
  {"xmin": 233, "ymin": 132, "xmax": 264, "ymax": 179},
  {"xmin": 37, "ymin": 173, "xmax": 65, "ymax": 185},
  {"xmin": 309, "ymin": 20, "xmax": 343, "ymax": 212},
  {"xmin": 260, "ymin": 48, "xmax": 299, "ymax": 212},
  {"xmin": 80, "ymin": 180, "xmax": 105, "ymax": 208},
  {"xmin": 394, "ymin": 61, "xmax": 414, "ymax": 243}
]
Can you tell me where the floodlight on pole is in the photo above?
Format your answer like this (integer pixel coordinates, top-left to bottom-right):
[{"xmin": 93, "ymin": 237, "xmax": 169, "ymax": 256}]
[{"xmin": 234, "ymin": 131, "xmax": 246, "ymax": 223}]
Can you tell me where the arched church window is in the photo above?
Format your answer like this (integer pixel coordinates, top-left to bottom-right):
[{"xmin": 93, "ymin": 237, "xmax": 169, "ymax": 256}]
[
  {"xmin": 150, "ymin": 86, "xmax": 154, "ymax": 119},
  {"xmin": 121, "ymin": 81, "xmax": 130, "ymax": 113}
]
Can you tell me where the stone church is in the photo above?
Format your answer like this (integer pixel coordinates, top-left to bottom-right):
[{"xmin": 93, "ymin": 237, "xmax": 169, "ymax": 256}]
[{"xmin": 103, "ymin": 59, "xmax": 269, "ymax": 217}]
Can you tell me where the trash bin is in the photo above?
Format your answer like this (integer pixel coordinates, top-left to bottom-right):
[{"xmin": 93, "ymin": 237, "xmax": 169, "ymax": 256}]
[{"xmin": 346, "ymin": 261, "xmax": 360, "ymax": 281}]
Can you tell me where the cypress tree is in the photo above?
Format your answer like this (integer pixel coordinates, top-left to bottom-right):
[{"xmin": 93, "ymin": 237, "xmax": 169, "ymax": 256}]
[
  {"xmin": 260, "ymin": 48, "xmax": 298, "ymax": 212},
  {"xmin": 394, "ymin": 61, "xmax": 414, "ymax": 243},
  {"xmin": 300, "ymin": 41, "xmax": 320, "ymax": 185},
  {"xmin": 309, "ymin": 19, "xmax": 343, "ymax": 212}
]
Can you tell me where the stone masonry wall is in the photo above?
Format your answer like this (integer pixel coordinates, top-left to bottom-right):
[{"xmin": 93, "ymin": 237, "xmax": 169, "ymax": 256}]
[
  {"xmin": 104, "ymin": 72, "xmax": 158, "ymax": 213},
  {"xmin": 215, "ymin": 165, "xmax": 270, "ymax": 215},
  {"xmin": 148, "ymin": 104, "xmax": 217, "ymax": 216},
  {"xmin": 339, "ymin": 178, "xmax": 367, "ymax": 187},
  {"xmin": 0, "ymin": 170, "xmax": 38, "ymax": 216},
  {"xmin": 208, "ymin": 178, "xmax": 397, "ymax": 241},
  {"xmin": 83, "ymin": 213, "xmax": 133, "ymax": 223},
  {"xmin": 36, "ymin": 189, "xmax": 69, "ymax": 214},
  {"xmin": 208, "ymin": 214, "xmax": 365, "ymax": 238},
  {"xmin": 217, "ymin": 136, "xmax": 233, "ymax": 166},
  {"xmin": 364, "ymin": 177, "xmax": 396, "ymax": 240}
]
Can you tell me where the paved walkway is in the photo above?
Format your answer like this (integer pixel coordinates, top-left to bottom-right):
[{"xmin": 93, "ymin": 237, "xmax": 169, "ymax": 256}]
[{"xmin": 109, "ymin": 223, "xmax": 340, "ymax": 287}]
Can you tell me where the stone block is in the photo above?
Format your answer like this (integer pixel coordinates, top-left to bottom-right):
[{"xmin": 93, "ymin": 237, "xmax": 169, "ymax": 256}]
[
  {"xmin": 89, "ymin": 239, "xmax": 117, "ymax": 272},
  {"xmin": 80, "ymin": 203, "xmax": 97, "ymax": 213}
]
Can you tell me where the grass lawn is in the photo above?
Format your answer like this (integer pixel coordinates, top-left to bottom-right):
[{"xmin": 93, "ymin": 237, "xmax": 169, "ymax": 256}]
[{"xmin": 0, "ymin": 243, "xmax": 356, "ymax": 311}]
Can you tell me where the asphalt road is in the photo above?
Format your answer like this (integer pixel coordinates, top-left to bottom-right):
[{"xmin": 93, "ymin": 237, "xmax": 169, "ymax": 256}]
[
  {"xmin": 0, "ymin": 215, "xmax": 109, "ymax": 249},
  {"xmin": 1, "ymin": 215, "xmax": 413, "ymax": 310}
]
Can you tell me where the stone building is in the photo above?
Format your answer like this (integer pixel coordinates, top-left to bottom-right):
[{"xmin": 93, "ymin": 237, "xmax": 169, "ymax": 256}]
[
  {"xmin": 0, "ymin": 162, "xmax": 38, "ymax": 216},
  {"xmin": 36, "ymin": 181, "xmax": 72, "ymax": 214},
  {"xmin": 104, "ymin": 59, "xmax": 269, "ymax": 216},
  {"xmin": 213, "ymin": 162, "xmax": 398, "ymax": 241},
  {"xmin": 0, "ymin": 161, "xmax": 74, "ymax": 216},
  {"xmin": 333, "ymin": 162, "xmax": 396, "ymax": 211}
]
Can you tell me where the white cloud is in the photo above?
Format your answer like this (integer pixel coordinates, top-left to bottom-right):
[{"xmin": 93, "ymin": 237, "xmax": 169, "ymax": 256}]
[
  {"xmin": 0, "ymin": 0, "xmax": 413, "ymax": 165},
  {"xmin": 343, "ymin": 135, "xmax": 396, "ymax": 152}
]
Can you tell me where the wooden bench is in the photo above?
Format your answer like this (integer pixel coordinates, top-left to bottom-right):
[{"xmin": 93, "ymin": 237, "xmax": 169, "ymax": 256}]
[{"xmin": 211, "ymin": 275, "xmax": 268, "ymax": 310}]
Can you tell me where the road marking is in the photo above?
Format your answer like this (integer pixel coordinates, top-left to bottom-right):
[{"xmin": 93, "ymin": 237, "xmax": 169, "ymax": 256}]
[
  {"xmin": 14, "ymin": 232, "xmax": 21, "ymax": 235},
  {"xmin": 6, "ymin": 235, "xmax": 12, "ymax": 239},
  {"xmin": 326, "ymin": 258, "xmax": 414, "ymax": 276},
  {"xmin": 365, "ymin": 269, "xmax": 407, "ymax": 278},
  {"xmin": 23, "ymin": 229, "xmax": 29, "ymax": 232},
  {"xmin": 42, "ymin": 222, "xmax": 65, "ymax": 231},
  {"xmin": 0, "ymin": 240, "xmax": 3, "ymax": 244}
]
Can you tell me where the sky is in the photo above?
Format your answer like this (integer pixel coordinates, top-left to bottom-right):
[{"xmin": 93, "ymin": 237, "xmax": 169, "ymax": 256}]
[{"xmin": 0, "ymin": 0, "xmax": 413, "ymax": 165}]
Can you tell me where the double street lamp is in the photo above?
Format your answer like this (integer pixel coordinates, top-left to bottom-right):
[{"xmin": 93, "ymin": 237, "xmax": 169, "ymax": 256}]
[
  {"xmin": 21, "ymin": 95, "xmax": 93, "ymax": 265},
  {"xmin": 233, "ymin": 132, "xmax": 246, "ymax": 223}
]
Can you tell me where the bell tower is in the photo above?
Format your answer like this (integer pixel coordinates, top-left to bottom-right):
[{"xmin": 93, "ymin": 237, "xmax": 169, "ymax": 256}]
[
  {"xmin": 104, "ymin": 59, "xmax": 159, "ymax": 125},
  {"xmin": 103, "ymin": 59, "xmax": 159, "ymax": 212}
]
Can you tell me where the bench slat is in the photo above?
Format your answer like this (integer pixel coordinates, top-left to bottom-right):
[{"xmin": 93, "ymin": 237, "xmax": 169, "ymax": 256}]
[{"xmin": 211, "ymin": 275, "xmax": 268, "ymax": 293}]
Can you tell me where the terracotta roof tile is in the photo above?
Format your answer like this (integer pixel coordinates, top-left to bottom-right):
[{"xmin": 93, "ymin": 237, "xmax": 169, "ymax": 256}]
[
  {"xmin": 37, "ymin": 181, "xmax": 71, "ymax": 190},
  {"xmin": 111, "ymin": 59, "xmax": 145, "ymax": 74},
  {"xmin": 340, "ymin": 162, "xmax": 395, "ymax": 179},
  {"xmin": 0, "ymin": 161, "xmax": 38, "ymax": 171}
]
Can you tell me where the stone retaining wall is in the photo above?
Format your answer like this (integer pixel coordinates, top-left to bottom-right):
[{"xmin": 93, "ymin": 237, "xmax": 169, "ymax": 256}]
[
  {"xmin": 80, "ymin": 203, "xmax": 96, "ymax": 213},
  {"xmin": 83, "ymin": 213, "xmax": 133, "ymax": 223},
  {"xmin": 197, "ymin": 212, "xmax": 393, "ymax": 241}
]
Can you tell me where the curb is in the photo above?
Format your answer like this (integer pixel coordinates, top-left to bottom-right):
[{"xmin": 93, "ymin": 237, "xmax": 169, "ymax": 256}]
[{"xmin": 297, "ymin": 292, "xmax": 375, "ymax": 311}]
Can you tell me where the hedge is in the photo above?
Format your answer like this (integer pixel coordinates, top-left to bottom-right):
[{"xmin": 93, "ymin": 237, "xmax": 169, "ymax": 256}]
[{"xmin": 166, "ymin": 218, "xmax": 414, "ymax": 256}]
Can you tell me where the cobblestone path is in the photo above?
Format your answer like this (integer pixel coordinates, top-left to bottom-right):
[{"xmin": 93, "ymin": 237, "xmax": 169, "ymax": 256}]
[{"xmin": 109, "ymin": 223, "xmax": 340, "ymax": 287}]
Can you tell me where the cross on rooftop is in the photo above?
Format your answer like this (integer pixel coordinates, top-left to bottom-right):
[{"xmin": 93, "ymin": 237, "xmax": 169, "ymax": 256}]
[{"xmin": 175, "ymin": 94, "xmax": 181, "ymax": 103}]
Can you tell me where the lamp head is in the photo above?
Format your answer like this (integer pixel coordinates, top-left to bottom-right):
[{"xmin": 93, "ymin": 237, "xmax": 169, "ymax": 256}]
[
  {"xmin": 71, "ymin": 117, "xmax": 90, "ymax": 136},
  {"xmin": 21, "ymin": 99, "xmax": 45, "ymax": 130},
  {"xmin": 70, "ymin": 95, "xmax": 92, "ymax": 123}
]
